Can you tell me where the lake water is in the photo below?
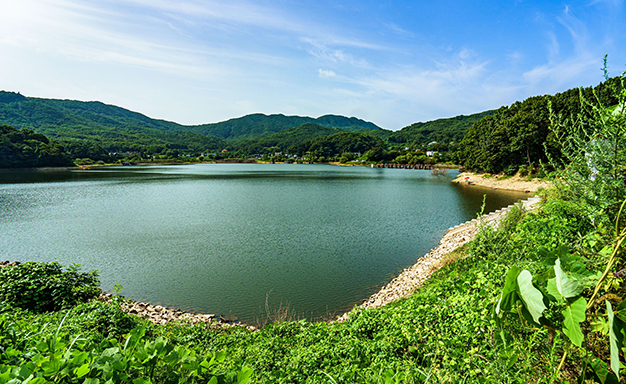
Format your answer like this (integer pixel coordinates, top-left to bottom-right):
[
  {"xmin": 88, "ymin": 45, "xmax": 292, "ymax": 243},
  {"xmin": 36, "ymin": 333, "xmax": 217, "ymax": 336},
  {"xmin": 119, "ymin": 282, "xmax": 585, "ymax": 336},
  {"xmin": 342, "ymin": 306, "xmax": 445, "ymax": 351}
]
[{"xmin": 0, "ymin": 164, "xmax": 529, "ymax": 322}]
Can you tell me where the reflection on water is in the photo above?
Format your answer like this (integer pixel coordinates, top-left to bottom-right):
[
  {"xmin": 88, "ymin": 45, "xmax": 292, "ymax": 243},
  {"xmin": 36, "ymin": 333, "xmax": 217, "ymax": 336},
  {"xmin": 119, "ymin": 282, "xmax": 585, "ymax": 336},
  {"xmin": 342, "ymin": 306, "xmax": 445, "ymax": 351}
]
[{"xmin": 0, "ymin": 164, "xmax": 530, "ymax": 322}]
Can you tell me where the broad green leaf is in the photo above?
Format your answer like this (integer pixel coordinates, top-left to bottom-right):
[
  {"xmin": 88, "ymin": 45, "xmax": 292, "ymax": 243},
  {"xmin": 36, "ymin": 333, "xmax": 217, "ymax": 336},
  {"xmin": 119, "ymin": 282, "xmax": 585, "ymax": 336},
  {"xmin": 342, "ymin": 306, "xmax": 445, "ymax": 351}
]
[
  {"xmin": 74, "ymin": 363, "xmax": 90, "ymax": 378},
  {"xmin": 588, "ymin": 357, "xmax": 620, "ymax": 384},
  {"xmin": 546, "ymin": 278, "xmax": 564, "ymax": 303},
  {"xmin": 237, "ymin": 366, "xmax": 254, "ymax": 384},
  {"xmin": 25, "ymin": 378, "xmax": 49, "ymax": 384},
  {"xmin": 592, "ymin": 317, "xmax": 610, "ymax": 334},
  {"xmin": 208, "ymin": 377, "xmax": 218, "ymax": 384},
  {"xmin": 554, "ymin": 259, "xmax": 582, "ymax": 298},
  {"xmin": 496, "ymin": 267, "xmax": 520, "ymax": 315},
  {"xmin": 516, "ymin": 270, "xmax": 546, "ymax": 324},
  {"xmin": 538, "ymin": 247, "xmax": 557, "ymax": 266},
  {"xmin": 562, "ymin": 297, "xmax": 586, "ymax": 347},
  {"xmin": 607, "ymin": 301, "xmax": 621, "ymax": 379},
  {"xmin": 616, "ymin": 300, "xmax": 626, "ymax": 323}
]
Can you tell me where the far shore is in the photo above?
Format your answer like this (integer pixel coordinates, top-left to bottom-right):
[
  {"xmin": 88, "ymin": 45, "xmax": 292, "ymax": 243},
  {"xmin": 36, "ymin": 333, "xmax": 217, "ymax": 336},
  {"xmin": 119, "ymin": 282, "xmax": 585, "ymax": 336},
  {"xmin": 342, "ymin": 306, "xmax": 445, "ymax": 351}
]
[{"xmin": 452, "ymin": 171, "xmax": 551, "ymax": 193}]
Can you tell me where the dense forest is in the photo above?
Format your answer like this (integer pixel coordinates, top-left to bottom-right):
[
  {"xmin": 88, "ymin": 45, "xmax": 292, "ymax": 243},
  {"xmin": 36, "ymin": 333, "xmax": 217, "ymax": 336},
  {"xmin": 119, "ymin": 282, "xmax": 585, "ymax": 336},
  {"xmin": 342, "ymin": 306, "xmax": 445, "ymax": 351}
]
[
  {"xmin": 456, "ymin": 76, "xmax": 621, "ymax": 173},
  {"xmin": 387, "ymin": 110, "xmax": 493, "ymax": 146},
  {"xmin": 0, "ymin": 125, "xmax": 72, "ymax": 168},
  {"xmin": 186, "ymin": 113, "xmax": 383, "ymax": 140}
]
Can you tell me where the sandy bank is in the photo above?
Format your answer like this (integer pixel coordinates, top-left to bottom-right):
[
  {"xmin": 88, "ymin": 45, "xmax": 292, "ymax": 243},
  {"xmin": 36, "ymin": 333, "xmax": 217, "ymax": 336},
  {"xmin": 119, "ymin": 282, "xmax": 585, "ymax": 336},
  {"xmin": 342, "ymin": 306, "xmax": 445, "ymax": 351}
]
[{"xmin": 452, "ymin": 172, "xmax": 551, "ymax": 192}]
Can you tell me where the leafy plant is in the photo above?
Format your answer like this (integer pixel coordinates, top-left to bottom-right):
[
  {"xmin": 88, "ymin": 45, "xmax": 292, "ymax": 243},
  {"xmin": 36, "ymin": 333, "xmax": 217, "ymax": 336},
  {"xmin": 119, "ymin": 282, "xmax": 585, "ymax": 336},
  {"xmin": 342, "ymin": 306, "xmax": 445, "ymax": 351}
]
[
  {"xmin": 494, "ymin": 64, "xmax": 626, "ymax": 381},
  {"xmin": 0, "ymin": 318, "xmax": 253, "ymax": 384},
  {"xmin": 0, "ymin": 261, "xmax": 100, "ymax": 313}
]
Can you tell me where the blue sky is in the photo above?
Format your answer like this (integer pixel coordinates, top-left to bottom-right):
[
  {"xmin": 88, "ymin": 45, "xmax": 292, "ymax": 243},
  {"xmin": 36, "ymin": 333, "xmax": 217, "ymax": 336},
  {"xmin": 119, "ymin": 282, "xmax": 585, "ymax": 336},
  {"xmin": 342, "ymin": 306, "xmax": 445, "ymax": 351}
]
[{"xmin": 1, "ymin": 0, "xmax": 624, "ymax": 130}]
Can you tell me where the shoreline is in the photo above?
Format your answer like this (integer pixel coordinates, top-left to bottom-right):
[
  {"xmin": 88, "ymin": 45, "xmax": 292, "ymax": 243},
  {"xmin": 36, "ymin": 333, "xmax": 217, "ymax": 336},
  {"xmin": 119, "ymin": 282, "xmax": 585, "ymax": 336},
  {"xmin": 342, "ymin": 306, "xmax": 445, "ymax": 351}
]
[
  {"xmin": 2, "ymin": 196, "xmax": 542, "ymax": 329},
  {"xmin": 451, "ymin": 171, "xmax": 551, "ymax": 192},
  {"xmin": 336, "ymin": 196, "xmax": 542, "ymax": 321}
]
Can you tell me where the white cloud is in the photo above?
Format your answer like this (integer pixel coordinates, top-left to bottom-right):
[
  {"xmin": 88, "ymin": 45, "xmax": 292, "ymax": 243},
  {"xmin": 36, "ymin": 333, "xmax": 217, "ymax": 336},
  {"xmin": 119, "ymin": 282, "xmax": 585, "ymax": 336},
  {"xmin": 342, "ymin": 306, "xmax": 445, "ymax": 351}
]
[{"xmin": 318, "ymin": 69, "xmax": 337, "ymax": 78}]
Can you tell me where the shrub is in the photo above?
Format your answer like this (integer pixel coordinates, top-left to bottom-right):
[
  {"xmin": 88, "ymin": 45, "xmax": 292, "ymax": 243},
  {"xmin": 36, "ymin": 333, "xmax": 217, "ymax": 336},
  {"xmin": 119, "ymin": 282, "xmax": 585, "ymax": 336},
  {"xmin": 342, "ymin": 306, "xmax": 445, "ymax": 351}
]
[
  {"xmin": 0, "ymin": 261, "xmax": 100, "ymax": 312},
  {"xmin": 518, "ymin": 164, "xmax": 532, "ymax": 176},
  {"xmin": 503, "ymin": 164, "xmax": 518, "ymax": 176}
]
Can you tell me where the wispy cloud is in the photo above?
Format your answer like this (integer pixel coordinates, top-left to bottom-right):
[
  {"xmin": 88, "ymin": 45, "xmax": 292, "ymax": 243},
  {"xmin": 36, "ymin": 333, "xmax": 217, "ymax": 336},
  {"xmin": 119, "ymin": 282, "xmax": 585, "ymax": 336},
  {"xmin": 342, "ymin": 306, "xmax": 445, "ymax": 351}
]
[
  {"xmin": 318, "ymin": 69, "xmax": 337, "ymax": 78},
  {"xmin": 386, "ymin": 23, "xmax": 415, "ymax": 39}
]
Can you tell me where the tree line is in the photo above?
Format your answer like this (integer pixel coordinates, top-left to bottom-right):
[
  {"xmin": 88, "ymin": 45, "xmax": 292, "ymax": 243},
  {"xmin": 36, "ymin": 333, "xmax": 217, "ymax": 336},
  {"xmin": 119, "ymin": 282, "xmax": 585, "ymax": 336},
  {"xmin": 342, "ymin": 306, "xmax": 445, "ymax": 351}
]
[{"xmin": 456, "ymin": 76, "xmax": 621, "ymax": 174}]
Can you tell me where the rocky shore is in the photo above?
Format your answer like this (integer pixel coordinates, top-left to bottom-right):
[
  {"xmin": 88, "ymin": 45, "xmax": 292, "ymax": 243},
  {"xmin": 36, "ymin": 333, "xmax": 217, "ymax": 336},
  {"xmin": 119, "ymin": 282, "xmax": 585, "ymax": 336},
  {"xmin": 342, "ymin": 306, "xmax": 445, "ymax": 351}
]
[
  {"xmin": 97, "ymin": 292, "xmax": 256, "ymax": 331},
  {"xmin": 336, "ymin": 196, "xmax": 542, "ymax": 322}
]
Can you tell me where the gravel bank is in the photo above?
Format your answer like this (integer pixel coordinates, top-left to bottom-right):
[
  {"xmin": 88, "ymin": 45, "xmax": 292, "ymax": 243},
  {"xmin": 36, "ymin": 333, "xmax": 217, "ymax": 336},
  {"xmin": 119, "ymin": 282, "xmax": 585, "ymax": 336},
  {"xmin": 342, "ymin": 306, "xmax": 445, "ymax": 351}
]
[{"xmin": 336, "ymin": 196, "xmax": 542, "ymax": 321}]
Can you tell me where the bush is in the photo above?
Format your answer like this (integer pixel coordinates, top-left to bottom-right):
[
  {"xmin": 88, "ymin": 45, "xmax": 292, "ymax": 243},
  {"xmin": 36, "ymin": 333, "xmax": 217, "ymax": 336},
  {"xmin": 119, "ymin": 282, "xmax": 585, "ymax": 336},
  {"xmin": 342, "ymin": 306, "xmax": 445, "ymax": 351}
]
[
  {"xmin": 518, "ymin": 164, "xmax": 532, "ymax": 176},
  {"xmin": 503, "ymin": 164, "xmax": 518, "ymax": 176},
  {"xmin": 0, "ymin": 261, "xmax": 100, "ymax": 312}
]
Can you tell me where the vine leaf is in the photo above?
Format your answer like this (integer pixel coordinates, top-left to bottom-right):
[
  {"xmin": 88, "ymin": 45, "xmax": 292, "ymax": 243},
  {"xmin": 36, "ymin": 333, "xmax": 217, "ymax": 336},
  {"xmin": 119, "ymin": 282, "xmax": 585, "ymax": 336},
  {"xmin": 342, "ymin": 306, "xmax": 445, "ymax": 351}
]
[
  {"xmin": 516, "ymin": 270, "xmax": 546, "ymax": 324},
  {"xmin": 607, "ymin": 301, "xmax": 623, "ymax": 379},
  {"xmin": 562, "ymin": 297, "xmax": 586, "ymax": 347},
  {"xmin": 554, "ymin": 259, "xmax": 582, "ymax": 298}
]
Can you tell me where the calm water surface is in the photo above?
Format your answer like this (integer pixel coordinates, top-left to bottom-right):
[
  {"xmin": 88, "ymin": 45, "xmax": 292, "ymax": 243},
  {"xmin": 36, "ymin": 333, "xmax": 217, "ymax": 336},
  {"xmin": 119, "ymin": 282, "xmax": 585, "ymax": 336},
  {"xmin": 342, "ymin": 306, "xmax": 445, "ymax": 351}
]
[{"xmin": 0, "ymin": 164, "xmax": 529, "ymax": 322}]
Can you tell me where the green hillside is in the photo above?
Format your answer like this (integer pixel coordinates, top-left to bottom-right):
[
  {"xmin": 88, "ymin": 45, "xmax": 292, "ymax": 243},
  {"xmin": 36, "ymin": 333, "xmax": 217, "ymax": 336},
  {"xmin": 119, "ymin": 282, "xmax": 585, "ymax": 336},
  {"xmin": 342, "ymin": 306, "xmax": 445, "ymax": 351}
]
[
  {"xmin": 0, "ymin": 90, "xmax": 512, "ymax": 164},
  {"xmin": 456, "ymin": 76, "xmax": 621, "ymax": 173},
  {"xmin": 187, "ymin": 113, "xmax": 384, "ymax": 140},
  {"xmin": 0, "ymin": 92, "xmax": 228, "ymax": 153},
  {"xmin": 288, "ymin": 131, "xmax": 385, "ymax": 157},
  {"xmin": 0, "ymin": 124, "xmax": 72, "ymax": 167},
  {"xmin": 235, "ymin": 123, "xmax": 342, "ymax": 154},
  {"xmin": 388, "ymin": 110, "xmax": 494, "ymax": 146}
]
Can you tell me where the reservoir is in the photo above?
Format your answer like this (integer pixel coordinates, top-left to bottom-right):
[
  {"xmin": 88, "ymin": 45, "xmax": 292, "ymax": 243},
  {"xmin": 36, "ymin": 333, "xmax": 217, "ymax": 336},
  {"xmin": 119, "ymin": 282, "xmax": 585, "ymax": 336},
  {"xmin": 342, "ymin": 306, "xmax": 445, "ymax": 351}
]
[{"xmin": 0, "ymin": 164, "xmax": 529, "ymax": 323}]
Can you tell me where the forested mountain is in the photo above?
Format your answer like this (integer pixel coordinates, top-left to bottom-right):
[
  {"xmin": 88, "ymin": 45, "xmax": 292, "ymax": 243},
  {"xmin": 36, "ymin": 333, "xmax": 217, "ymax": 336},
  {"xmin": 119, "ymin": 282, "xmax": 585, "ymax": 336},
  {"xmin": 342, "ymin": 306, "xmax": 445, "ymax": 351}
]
[
  {"xmin": 388, "ymin": 111, "xmax": 494, "ymax": 146},
  {"xmin": 288, "ymin": 131, "xmax": 384, "ymax": 157},
  {"xmin": 0, "ymin": 92, "xmax": 388, "ymax": 154},
  {"xmin": 0, "ymin": 92, "xmax": 228, "ymax": 153},
  {"xmin": 456, "ymin": 77, "xmax": 620, "ymax": 173},
  {"xmin": 235, "ymin": 123, "xmax": 342, "ymax": 154},
  {"xmin": 0, "ymin": 125, "xmax": 72, "ymax": 167},
  {"xmin": 186, "ymin": 113, "xmax": 384, "ymax": 140}
]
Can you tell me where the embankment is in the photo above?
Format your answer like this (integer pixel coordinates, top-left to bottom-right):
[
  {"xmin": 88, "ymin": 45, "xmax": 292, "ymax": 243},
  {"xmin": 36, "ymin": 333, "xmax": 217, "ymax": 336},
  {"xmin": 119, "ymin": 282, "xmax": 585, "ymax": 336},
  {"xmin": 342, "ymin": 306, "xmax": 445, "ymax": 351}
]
[{"xmin": 337, "ymin": 196, "xmax": 541, "ymax": 321}]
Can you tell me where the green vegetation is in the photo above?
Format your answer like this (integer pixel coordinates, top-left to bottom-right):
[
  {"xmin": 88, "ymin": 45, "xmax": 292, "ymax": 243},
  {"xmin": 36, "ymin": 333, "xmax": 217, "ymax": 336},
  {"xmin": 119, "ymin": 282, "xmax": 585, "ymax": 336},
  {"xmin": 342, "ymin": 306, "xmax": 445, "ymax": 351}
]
[
  {"xmin": 233, "ymin": 123, "xmax": 342, "ymax": 155},
  {"xmin": 457, "ymin": 74, "xmax": 620, "ymax": 174},
  {"xmin": 288, "ymin": 132, "xmax": 385, "ymax": 160},
  {"xmin": 0, "ymin": 93, "xmax": 229, "ymax": 155},
  {"xmin": 0, "ymin": 90, "xmax": 499, "ymax": 166},
  {"xmin": 3, "ymin": 72, "xmax": 626, "ymax": 383},
  {"xmin": 0, "ymin": 125, "xmax": 72, "ymax": 168},
  {"xmin": 0, "ymin": 261, "xmax": 99, "ymax": 313},
  {"xmin": 388, "ymin": 110, "xmax": 493, "ymax": 146},
  {"xmin": 187, "ymin": 113, "xmax": 383, "ymax": 141}
]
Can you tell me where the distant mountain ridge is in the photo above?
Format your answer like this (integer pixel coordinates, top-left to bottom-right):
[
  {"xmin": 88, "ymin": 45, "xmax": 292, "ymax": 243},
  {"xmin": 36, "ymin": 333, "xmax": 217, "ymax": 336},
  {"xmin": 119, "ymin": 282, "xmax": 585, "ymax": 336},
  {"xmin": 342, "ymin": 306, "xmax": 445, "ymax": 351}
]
[
  {"xmin": 0, "ymin": 90, "xmax": 493, "ymax": 157},
  {"xmin": 184, "ymin": 113, "xmax": 383, "ymax": 140},
  {"xmin": 0, "ymin": 91, "xmax": 384, "ymax": 151}
]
